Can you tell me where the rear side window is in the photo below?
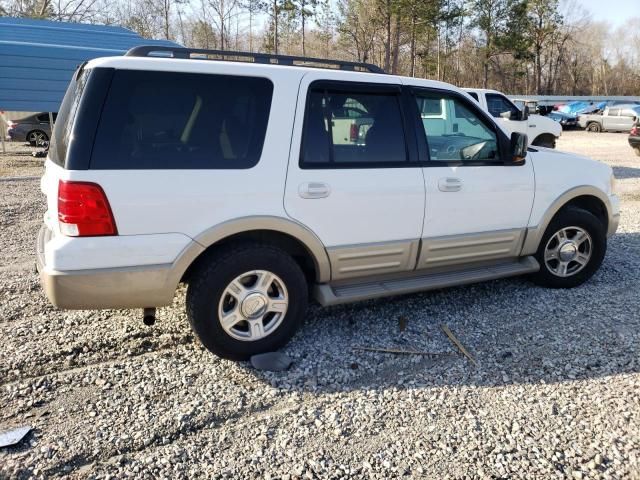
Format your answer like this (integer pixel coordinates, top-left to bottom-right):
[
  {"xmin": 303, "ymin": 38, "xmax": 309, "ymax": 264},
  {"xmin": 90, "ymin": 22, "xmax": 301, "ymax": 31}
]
[
  {"xmin": 90, "ymin": 70, "xmax": 273, "ymax": 169},
  {"xmin": 300, "ymin": 83, "xmax": 407, "ymax": 168},
  {"xmin": 50, "ymin": 69, "xmax": 89, "ymax": 167}
]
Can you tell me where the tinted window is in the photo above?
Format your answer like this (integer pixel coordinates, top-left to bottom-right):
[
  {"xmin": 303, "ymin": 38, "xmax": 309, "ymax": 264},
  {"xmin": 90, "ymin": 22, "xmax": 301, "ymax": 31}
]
[
  {"xmin": 467, "ymin": 91, "xmax": 479, "ymax": 102},
  {"xmin": 90, "ymin": 70, "xmax": 273, "ymax": 169},
  {"xmin": 300, "ymin": 85, "xmax": 407, "ymax": 167},
  {"xmin": 415, "ymin": 91, "xmax": 499, "ymax": 163},
  {"xmin": 50, "ymin": 69, "xmax": 89, "ymax": 167},
  {"xmin": 486, "ymin": 94, "xmax": 520, "ymax": 119},
  {"xmin": 608, "ymin": 108, "xmax": 620, "ymax": 116}
]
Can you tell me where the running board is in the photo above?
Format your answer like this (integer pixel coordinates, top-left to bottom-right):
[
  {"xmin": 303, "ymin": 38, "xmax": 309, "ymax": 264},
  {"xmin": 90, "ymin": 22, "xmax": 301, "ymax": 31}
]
[{"xmin": 314, "ymin": 256, "xmax": 539, "ymax": 306}]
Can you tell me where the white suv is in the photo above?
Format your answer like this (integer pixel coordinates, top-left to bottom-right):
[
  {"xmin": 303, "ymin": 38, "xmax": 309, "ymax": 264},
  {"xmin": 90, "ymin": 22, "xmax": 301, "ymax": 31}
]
[{"xmin": 37, "ymin": 47, "xmax": 620, "ymax": 360}]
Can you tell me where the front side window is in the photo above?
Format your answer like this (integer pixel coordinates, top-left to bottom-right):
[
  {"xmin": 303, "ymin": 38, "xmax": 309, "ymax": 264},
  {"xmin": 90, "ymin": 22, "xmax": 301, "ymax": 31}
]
[
  {"xmin": 486, "ymin": 93, "xmax": 520, "ymax": 120},
  {"xmin": 300, "ymin": 84, "xmax": 407, "ymax": 167},
  {"xmin": 608, "ymin": 108, "xmax": 620, "ymax": 117},
  {"xmin": 414, "ymin": 91, "xmax": 500, "ymax": 163},
  {"xmin": 90, "ymin": 70, "xmax": 273, "ymax": 169}
]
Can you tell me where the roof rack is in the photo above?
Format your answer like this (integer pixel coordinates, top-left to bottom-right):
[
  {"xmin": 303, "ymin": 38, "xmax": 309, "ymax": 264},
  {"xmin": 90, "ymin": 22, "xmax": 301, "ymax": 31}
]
[{"xmin": 125, "ymin": 46, "xmax": 386, "ymax": 74}]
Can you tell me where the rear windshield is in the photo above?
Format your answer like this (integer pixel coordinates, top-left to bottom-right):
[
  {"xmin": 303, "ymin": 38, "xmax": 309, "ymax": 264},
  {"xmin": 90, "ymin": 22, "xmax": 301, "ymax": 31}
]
[
  {"xmin": 90, "ymin": 70, "xmax": 273, "ymax": 169},
  {"xmin": 49, "ymin": 68, "xmax": 89, "ymax": 167}
]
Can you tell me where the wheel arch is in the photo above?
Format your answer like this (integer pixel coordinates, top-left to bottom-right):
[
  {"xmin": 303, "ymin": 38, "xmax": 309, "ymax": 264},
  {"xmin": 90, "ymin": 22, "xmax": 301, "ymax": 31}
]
[
  {"xmin": 531, "ymin": 133, "xmax": 557, "ymax": 148},
  {"xmin": 521, "ymin": 187, "xmax": 612, "ymax": 255},
  {"xmin": 170, "ymin": 217, "xmax": 331, "ymax": 290}
]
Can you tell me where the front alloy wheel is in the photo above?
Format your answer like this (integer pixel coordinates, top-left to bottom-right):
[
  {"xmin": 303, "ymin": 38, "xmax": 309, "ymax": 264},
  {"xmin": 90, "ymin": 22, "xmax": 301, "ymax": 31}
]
[{"xmin": 543, "ymin": 227, "xmax": 592, "ymax": 278}]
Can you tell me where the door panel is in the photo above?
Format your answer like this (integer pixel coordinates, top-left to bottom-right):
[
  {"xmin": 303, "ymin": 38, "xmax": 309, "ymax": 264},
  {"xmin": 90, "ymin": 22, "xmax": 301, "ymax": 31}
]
[
  {"xmin": 417, "ymin": 228, "xmax": 525, "ymax": 269},
  {"xmin": 412, "ymin": 88, "xmax": 535, "ymax": 268},
  {"xmin": 284, "ymin": 73, "xmax": 426, "ymax": 280},
  {"xmin": 328, "ymin": 239, "xmax": 420, "ymax": 280}
]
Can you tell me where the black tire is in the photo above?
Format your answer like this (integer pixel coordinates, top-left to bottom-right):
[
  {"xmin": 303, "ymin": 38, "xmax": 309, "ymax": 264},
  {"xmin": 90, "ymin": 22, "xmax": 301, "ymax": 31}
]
[
  {"xmin": 186, "ymin": 242, "xmax": 308, "ymax": 360},
  {"xmin": 27, "ymin": 130, "xmax": 48, "ymax": 146},
  {"xmin": 634, "ymin": 147, "xmax": 640, "ymax": 157},
  {"xmin": 532, "ymin": 134, "xmax": 556, "ymax": 149},
  {"xmin": 586, "ymin": 122, "xmax": 602, "ymax": 133},
  {"xmin": 530, "ymin": 207, "xmax": 606, "ymax": 289}
]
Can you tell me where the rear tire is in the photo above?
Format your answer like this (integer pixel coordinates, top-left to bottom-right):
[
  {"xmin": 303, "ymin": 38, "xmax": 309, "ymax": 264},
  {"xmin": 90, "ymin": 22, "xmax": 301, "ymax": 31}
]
[
  {"xmin": 530, "ymin": 207, "xmax": 606, "ymax": 289},
  {"xmin": 186, "ymin": 242, "xmax": 308, "ymax": 360},
  {"xmin": 634, "ymin": 147, "xmax": 640, "ymax": 157},
  {"xmin": 586, "ymin": 122, "xmax": 602, "ymax": 133}
]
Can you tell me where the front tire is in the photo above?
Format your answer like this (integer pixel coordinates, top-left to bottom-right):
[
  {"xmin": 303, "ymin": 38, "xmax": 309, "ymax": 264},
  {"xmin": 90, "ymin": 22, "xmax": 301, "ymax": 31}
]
[
  {"xmin": 186, "ymin": 243, "xmax": 308, "ymax": 360},
  {"xmin": 530, "ymin": 207, "xmax": 606, "ymax": 289},
  {"xmin": 586, "ymin": 122, "xmax": 602, "ymax": 133},
  {"xmin": 532, "ymin": 134, "xmax": 556, "ymax": 149}
]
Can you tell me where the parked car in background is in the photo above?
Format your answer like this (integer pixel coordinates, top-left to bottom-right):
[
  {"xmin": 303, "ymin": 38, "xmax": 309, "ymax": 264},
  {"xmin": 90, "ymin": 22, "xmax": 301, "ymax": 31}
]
[
  {"xmin": 7, "ymin": 113, "xmax": 57, "ymax": 145},
  {"xmin": 37, "ymin": 47, "xmax": 619, "ymax": 359},
  {"xmin": 559, "ymin": 101, "xmax": 606, "ymax": 116},
  {"xmin": 578, "ymin": 104, "xmax": 640, "ymax": 132},
  {"xmin": 464, "ymin": 88, "xmax": 561, "ymax": 148},
  {"xmin": 629, "ymin": 122, "xmax": 640, "ymax": 156},
  {"xmin": 548, "ymin": 110, "xmax": 578, "ymax": 129}
]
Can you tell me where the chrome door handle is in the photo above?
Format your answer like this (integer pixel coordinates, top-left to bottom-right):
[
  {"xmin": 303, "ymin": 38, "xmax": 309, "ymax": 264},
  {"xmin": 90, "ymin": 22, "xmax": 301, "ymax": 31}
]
[
  {"xmin": 438, "ymin": 177, "xmax": 462, "ymax": 192},
  {"xmin": 299, "ymin": 182, "xmax": 331, "ymax": 199}
]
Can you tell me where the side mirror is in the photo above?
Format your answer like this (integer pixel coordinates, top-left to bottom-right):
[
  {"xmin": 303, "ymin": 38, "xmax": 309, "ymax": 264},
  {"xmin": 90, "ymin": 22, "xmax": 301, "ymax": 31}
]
[
  {"xmin": 500, "ymin": 111, "xmax": 512, "ymax": 120},
  {"xmin": 510, "ymin": 132, "xmax": 528, "ymax": 163}
]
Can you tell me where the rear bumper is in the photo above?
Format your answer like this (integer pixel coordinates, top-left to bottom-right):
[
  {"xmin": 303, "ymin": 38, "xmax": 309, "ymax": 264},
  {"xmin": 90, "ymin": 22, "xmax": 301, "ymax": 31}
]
[{"xmin": 36, "ymin": 226, "xmax": 179, "ymax": 309}]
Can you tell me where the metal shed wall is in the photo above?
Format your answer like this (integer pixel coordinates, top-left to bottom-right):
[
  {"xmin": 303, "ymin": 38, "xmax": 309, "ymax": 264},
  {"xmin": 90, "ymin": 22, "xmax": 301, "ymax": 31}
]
[{"xmin": 0, "ymin": 17, "xmax": 178, "ymax": 112}]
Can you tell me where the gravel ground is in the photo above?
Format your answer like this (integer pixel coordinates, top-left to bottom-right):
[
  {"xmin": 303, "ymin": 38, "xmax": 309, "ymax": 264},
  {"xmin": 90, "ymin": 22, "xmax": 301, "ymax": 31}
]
[
  {"xmin": 0, "ymin": 142, "xmax": 45, "ymax": 178},
  {"xmin": 1, "ymin": 131, "xmax": 639, "ymax": 479}
]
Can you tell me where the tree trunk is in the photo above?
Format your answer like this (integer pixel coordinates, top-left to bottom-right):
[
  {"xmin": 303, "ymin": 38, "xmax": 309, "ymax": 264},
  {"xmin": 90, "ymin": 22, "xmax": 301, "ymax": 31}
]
[
  {"xmin": 391, "ymin": 14, "xmax": 401, "ymax": 74},
  {"xmin": 383, "ymin": 0, "xmax": 391, "ymax": 72},
  {"xmin": 410, "ymin": 14, "xmax": 416, "ymax": 77},
  {"xmin": 301, "ymin": 0, "xmax": 306, "ymax": 56},
  {"xmin": 274, "ymin": 0, "xmax": 279, "ymax": 54}
]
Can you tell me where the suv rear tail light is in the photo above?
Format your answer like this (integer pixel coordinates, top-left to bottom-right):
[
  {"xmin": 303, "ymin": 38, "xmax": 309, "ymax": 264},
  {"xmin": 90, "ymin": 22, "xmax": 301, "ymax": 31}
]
[{"xmin": 58, "ymin": 180, "xmax": 117, "ymax": 236}]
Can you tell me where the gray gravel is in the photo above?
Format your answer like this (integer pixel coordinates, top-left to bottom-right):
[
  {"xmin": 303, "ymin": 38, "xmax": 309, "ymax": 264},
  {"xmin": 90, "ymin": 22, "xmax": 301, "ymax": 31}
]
[{"xmin": 1, "ymin": 130, "xmax": 639, "ymax": 479}]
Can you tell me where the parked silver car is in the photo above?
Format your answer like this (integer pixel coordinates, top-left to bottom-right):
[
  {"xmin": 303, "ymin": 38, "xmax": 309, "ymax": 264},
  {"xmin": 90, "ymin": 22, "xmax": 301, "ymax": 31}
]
[
  {"xmin": 578, "ymin": 104, "xmax": 640, "ymax": 133},
  {"xmin": 7, "ymin": 113, "xmax": 57, "ymax": 146}
]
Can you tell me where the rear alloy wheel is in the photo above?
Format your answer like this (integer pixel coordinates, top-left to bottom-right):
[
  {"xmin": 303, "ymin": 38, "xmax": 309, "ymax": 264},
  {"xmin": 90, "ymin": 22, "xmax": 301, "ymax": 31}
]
[
  {"xmin": 218, "ymin": 270, "xmax": 289, "ymax": 342},
  {"xmin": 531, "ymin": 207, "xmax": 606, "ymax": 289},
  {"xmin": 27, "ymin": 130, "xmax": 48, "ymax": 146},
  {"xmin": 186, "ymin": 243, "xmax": 308, "ymax": 360},
  {"xmin": 586, "ymin": 122, "xmax": 602, "ymax": 133}
]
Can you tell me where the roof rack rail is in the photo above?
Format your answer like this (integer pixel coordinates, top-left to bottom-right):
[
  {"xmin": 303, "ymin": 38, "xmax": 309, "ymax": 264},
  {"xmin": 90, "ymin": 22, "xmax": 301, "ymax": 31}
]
[{"xmin": 125, "ymin": 46, "xmax": 386, "ymax": 74}]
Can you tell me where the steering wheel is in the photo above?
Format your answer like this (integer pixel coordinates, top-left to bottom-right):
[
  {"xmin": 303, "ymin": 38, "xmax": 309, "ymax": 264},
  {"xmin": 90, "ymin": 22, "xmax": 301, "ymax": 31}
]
[{"xmin": 460, "ymin": 141, "xmax": 487, "ymax": 160}]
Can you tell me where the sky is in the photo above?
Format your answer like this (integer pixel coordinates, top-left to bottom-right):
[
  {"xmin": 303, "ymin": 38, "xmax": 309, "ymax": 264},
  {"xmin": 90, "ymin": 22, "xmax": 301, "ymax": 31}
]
[{"xmin": 575, "ymin": 0, "xmax": 636, "ymax": 27}]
